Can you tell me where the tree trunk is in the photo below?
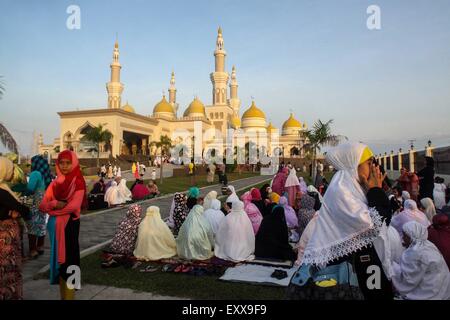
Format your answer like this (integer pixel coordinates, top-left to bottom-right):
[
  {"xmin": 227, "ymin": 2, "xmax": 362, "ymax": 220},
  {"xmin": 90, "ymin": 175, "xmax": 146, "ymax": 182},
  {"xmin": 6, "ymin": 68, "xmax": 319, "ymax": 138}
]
[
  {"xmin": 96, "ymin": 143, "xmax": 100, "ymax": 169},
  {"xmin": 160, "ymin": 151, "xmax": 164, "ymax": 185},
  {"xmin": 311, "ymin": 148, "xmax": 317, "ymax": 186}
]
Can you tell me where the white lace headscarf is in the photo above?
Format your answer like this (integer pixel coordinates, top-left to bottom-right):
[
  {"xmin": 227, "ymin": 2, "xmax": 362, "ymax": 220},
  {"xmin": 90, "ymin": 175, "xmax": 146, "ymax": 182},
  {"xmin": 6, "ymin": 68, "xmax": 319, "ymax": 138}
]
[{"xmin": 302, "ymin": 142, "xmax": 383, "ymax": 266}]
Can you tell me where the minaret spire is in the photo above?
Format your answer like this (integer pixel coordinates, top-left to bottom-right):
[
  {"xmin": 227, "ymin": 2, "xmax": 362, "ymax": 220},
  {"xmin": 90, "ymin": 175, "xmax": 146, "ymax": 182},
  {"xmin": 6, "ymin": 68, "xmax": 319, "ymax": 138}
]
[
  {"xmin": 106, "ymin": 37, "xmax": 124, "ymax": 109},
  {"xmin": 229, "ymin": 65, "xmax": 240, "ymax": 113},
  {"xmin": 168, "ymin": 71, "xmax": 178, "ymax": 116},
  {"xmin": 210, "ymin": 26, "xmax": 229, "ymax": 106}
]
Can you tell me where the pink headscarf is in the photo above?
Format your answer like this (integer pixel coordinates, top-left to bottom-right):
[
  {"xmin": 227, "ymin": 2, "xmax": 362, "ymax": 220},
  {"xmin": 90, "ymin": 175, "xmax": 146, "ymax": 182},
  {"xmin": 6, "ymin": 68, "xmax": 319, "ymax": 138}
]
[
  {"xmin": 279, "ymin": 196, "xmax": 298, "ymax": 229},
  {"xmin": 241, "ymin": 191, "xmax": 263, "ymax": 234}
]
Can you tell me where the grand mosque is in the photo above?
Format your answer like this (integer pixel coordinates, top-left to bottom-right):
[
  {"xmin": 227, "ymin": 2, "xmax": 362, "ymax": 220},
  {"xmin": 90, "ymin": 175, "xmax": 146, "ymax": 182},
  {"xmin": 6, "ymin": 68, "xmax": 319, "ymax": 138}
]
[{"xmin": 38, "ymin": 28, "xmax": 308, "ymax": 162}]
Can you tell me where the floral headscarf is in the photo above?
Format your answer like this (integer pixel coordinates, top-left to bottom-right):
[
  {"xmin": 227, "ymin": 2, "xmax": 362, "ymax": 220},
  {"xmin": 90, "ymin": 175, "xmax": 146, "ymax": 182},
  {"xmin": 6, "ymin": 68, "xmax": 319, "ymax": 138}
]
[{"xmin": 110, "ymin": 204, "xmax": 142, "ymax": 255}]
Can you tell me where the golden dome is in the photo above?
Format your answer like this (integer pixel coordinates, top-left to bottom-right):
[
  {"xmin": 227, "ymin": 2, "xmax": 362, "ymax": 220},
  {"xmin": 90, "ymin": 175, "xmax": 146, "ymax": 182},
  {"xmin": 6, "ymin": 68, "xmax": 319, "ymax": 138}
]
[
  {"xmin": 282, "ymin": 113, "xmax": 302, "ymax": 129},
  {"xmin": 183, "ymin": 97, "xmax": 205, "ymax": 117},
  {"xmin": 267, "ymin": 122, "xmax": 277, "ymax": 132},
  {"xmin": 122, "ymin": 102, "xmax": 135, "ymax": 113},
  {"xmin": 153, "ymin": 95, "xmax": 174, "ymax": 114},
  {"xmin": 230, "ymin": 114, "xmax": 241, "ymax": 128},
  {"xmin": 242, "ymin": 101, "xmax": 266, "ymax": 120}
]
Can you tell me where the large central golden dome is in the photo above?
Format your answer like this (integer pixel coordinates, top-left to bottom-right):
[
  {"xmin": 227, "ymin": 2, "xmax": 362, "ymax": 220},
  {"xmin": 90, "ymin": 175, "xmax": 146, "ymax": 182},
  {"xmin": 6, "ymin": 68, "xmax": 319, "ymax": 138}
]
[
  {"xmin": 153, "ymin": 95, "xmax": 174, "ymax": 114},
  {"xmin": 282, "ymin": 113, "xmax": 302, "ymax": 129},
  {"xmin": 242, "ymin": 101, "xmax": 266, "ymax": 119},
  {"xmin": 183, "ymin": 97, "xmax": 206, "ymax": 117}
]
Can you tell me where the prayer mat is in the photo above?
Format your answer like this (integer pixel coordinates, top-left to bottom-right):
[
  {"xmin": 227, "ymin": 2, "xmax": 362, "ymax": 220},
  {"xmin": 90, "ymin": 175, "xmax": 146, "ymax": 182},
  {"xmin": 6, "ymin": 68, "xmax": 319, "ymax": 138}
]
[{"xmin": 219, "ymin": 264, "xmax": 298, "ymax": 287}]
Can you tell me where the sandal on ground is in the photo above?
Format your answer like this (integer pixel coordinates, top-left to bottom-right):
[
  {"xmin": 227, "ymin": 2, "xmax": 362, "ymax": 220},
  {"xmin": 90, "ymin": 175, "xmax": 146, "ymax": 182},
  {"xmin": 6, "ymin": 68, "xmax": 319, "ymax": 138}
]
[
  {"xmin": 101, "ymin": 259, "xmax": 119, "ymax": 268},
  {"xmin": 174, "ymin": 264, "xmax": 185, "ymax": 273},
  {"xmin": 162, "ymin": 264, "xmax": 176, "ymax": 272},
  {"xmin": 140, "ymin": 265, "xmax": 159, "ymax": 273}
]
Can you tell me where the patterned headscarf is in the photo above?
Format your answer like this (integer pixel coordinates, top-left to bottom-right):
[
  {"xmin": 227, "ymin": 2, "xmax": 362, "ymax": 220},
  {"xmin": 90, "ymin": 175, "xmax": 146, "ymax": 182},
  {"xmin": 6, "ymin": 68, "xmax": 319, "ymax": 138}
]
[
  {"xmin": 173, "ymin": 193, "xmax": 189, "ymax": 235},
  {"xmin": 109, "ymin": 204, "xmax": 143, "ymax": 255},
  {"xmin": 31, "ymin": 155, "xmax": 53, "ymax": 188},
  {"xmin": 187, "ymin": 187, "xmax": 200, "ymax": 199}
]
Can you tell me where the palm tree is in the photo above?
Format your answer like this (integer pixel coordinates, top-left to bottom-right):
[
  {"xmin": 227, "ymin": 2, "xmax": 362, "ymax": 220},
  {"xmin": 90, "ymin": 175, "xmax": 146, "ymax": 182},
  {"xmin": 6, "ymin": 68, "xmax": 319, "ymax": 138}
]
[
  {"xmin": 149, "ymin": 135, "xmax": 173, "ymax": 184},
  {"xmin": 301, "ymin": 119, "xmax": 346, "ymax": 183},
  {"xmin": 0, "ymin": 123, "xmax": 18, "ymax": 154},
  {"xmin": 80, "ymin": 124, "xmax": 113, "ymax": 168}
]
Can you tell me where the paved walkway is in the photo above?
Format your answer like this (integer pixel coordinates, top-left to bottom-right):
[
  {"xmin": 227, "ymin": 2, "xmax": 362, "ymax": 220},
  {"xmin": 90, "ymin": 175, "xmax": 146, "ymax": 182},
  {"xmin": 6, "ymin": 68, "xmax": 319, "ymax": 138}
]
[{"xmin": 22, "ymin": 174, "xmax": 271, "ymax": 299}]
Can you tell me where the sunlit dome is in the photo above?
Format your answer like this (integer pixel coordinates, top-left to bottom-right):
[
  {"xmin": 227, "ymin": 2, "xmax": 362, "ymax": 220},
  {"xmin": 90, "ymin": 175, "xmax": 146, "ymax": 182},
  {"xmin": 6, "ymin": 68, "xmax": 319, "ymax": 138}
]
[
  {"xmin": 153, "ymin": 95, "xmax": 174, "ymax": 114},
  {"xmin": 282, "ymin": 113, "xmax": 302, "ymax": 129},
  {"xmin": 183, "ymin": 97, "xmax": 206, "ymax": 117},
  {"xmin": 122, "ymin": 102, "xmax": 135, "ymax": 113},
  {"xmin": 242, "ymin": 101, "xmax": 266, "ymax": 120}
]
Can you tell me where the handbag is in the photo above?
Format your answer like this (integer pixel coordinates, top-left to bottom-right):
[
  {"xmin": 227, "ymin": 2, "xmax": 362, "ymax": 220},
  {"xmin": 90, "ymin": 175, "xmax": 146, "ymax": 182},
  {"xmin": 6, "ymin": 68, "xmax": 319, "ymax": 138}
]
[{"xmin": 286, "ymin": 260, "xmax": 364, "ymax": 300}]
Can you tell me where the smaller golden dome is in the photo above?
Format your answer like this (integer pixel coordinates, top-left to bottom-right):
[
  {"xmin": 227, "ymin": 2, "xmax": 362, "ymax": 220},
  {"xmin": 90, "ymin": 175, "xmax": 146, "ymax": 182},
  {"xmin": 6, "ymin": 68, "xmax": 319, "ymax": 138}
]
[
  {"xmin": 267, "ymin": 122, "xmax": 277, "ymax": 132},
  {"xmin": 242, "ymin": 101, "xmax": 266, "ymax": 120},
  {"xmin": 282, "ymin": 113, "xmax": 302, "ymax": 129},
  {"xmin": 122, "ymin": 102, "xmax": 135, "ymax": 113},
  {"xmin": 153, "ymin": 95, "xmax": 174, "ymax": 114},
  {"xmin": 183, "ymin": 97, "xmax": 205, "ymax": 117},
  {"xmin": 230, "ymin": 114, "xmax": 241, "ymax": 128}
]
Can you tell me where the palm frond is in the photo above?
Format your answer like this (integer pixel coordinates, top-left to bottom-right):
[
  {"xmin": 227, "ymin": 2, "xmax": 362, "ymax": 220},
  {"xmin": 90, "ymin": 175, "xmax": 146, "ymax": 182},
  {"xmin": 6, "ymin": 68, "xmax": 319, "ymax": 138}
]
[{"xmin": 0, "ymin": 123, "xmax": 18, "ymax": 154}]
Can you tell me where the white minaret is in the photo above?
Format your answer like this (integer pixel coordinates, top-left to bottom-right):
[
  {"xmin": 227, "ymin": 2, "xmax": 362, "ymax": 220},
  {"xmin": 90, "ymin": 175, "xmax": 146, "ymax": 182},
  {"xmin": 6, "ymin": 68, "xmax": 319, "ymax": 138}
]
[
  {"xmin": 106, "ymin": 39, "xmax": 124, "ymax": 109},
  {"xmin": 168, "ymin": 71, "xmax": 179, "ymax": 116},
  {"xmin": 229, "ymin": 65, "xmax": 241, "ymax": 114},
  {"xmin": 210, "ymin": 27, "xmax": 229, "ymax": 106}
]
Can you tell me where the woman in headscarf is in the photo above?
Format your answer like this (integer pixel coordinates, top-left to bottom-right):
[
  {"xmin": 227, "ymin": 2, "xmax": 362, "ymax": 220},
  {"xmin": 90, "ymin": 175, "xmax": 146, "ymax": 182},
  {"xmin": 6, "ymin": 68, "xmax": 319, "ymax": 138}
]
[
  {"xmin": 259, "ymin": 184, "xmax": 271, "ymax": 202},
  {"xmin": 207, "ymin": 163, "xmax": 216, "ymax": 184},
  {"xmin": 117, "ymin": 178, "xmax": 132, "ymax": 203},
  {"xmin": 26, "ymin": 155, "xmax": 52, "ymax": 258},
  {"xmin": 39, "ymin": 150, "xmax": 87, "ymax": 300},
  {"xmin": 0, "ymin": 157, "xmax": 31, "ymax": 300},
  {"xmin": 300, "ymin": 142, "xmax": 395, "ymax": 300},
  {"xmin": 278, "ymin": 195, "xmax": 298, "ymax": 230},
  {"xmin": 263, "ymin": 192, "xmax": 280, "ymax": 216},
  {"xmin": 298, "ymin": 177, "xmax": 308, "ymax": 194},
  {"xmin": 392, "ymin": 221, "xmax": 450, "ymax": 300},
  {"xmin": 402, "ymin": 190, "xmax": 411, "ymax": 203},
  {"xmin": 215, "ymin": 200, "xmax": 255, "ymax": 262},
  {"xmin": 307, "ymin": 185, "xmax": 323, "ymax": 211},
  {"xmin": 428, "ymin": 214, "xmax": 450, "ymax": 268},
  {"xmin": 186, "ymin": 187, "xmax": 200, "ymax": 210},
  {"xmin": 250, "ymin": 188, "xmax": 265, "ymax": 214},
  {"xmin": 255, "ymin": 206, "xmax": 296, "ymax": 261},
  {"xmin": 271, "ymin": 167, "xmax": 289, "ymax": 196},
  {"xmin": 391, "ymin": 200, "xmax": 430, "ymax": 237},
  {"xmin": 420, "ymin": 197, "xmax": 436, "ymax": 223},
  {"xmin": 296, "ymin": 193, "xmax": 316, "ymax": 237},
  {"xmin": 203, "ymin": 190, "xmax": 217, "ymax": 211},
  {"xmin": 240, "ymin": 191, "xmax": 263, "ymax": 234},
  {"xmin": 104, "ymin": 181, "xmax": 124, "ymax": 207},
  {"xmin": 224, "ymin": 185, "xmax": 239, "ymax": 210},
  {"xmin": 172, "ymin": 193, "xmax": 189, "ymax": 236},
  {"xmin": 285, "ymin": 168, "xmax": 301, "ymax": 207},
  {"xmin": 176, "ymin": 205, "xmax": 214, "ymax": 260},
  {"xmin": 203, "ymin": 199, "xmax": 225, "ymax": 236},
  {"xmin": 107, "ymin": 165, "xmax": 114, "ymax": 179},
  {"xmin": 434, "ymin": 177, "xmax": 447, "ymax": 210},
  {"xmin": 109, "ymin": 204, "xmax": 142, "ymax": 255},
  {"xmin": 418, "ymin": 156, "xmax": 435, "ymax": 201},
  {"xmin": 134, "ymin": 206, "xmax": 176, "ymax": 261},
  {"xmin": 131, "ymin": 179, "xmax": 150, "ymax": 201}
]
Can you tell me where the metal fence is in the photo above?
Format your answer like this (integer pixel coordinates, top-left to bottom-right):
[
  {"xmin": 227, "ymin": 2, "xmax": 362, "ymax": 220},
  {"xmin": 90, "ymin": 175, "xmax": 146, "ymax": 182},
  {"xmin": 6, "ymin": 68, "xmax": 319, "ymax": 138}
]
[{"xmin": 378, "ymin": 146, "xmax": 450, "ymax": 175}]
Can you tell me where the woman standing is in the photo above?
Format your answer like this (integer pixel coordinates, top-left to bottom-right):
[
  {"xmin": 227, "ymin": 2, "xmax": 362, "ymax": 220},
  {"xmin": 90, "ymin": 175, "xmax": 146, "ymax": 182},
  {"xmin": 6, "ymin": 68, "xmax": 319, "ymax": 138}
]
[
  {"xmin": 418, "ymin": 157, "xmax": 435, "ymax": 201},
  {"xmin": 0, "ymin": 157, "xmax": 31, "ymax": 300},
  {"xmin": 39, "ymin": 150, "xmax": 86, "ymax": 300},
  {"xmin": 26, "ymin": 155, "xmax": 52, "ymax": 259}
]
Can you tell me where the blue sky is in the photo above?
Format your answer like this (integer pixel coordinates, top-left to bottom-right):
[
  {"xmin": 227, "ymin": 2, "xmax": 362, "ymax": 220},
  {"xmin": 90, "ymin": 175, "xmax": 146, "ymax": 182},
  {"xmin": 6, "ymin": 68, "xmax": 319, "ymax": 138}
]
[{"xmin": 1, "ymin": 0, "xmax": 450, "ymax": 155}]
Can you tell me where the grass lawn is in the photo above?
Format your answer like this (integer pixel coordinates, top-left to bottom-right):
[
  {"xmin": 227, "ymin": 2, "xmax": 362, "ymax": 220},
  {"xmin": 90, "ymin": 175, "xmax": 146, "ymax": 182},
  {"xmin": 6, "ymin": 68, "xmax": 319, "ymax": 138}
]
[
  {"xmin": 81, "ymin": 251, "xmax": 286, "ymax": 300},
  {"xmin": 125, "ymin": 171, "xmax": 259, "ymax": 195}
]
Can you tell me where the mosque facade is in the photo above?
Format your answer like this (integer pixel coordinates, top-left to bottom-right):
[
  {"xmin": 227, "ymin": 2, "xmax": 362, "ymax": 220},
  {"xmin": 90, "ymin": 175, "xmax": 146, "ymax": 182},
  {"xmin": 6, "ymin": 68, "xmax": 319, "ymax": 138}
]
[{"xmin": 38, "ymin": 28, "xmax": 308, "ymax": 163}]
